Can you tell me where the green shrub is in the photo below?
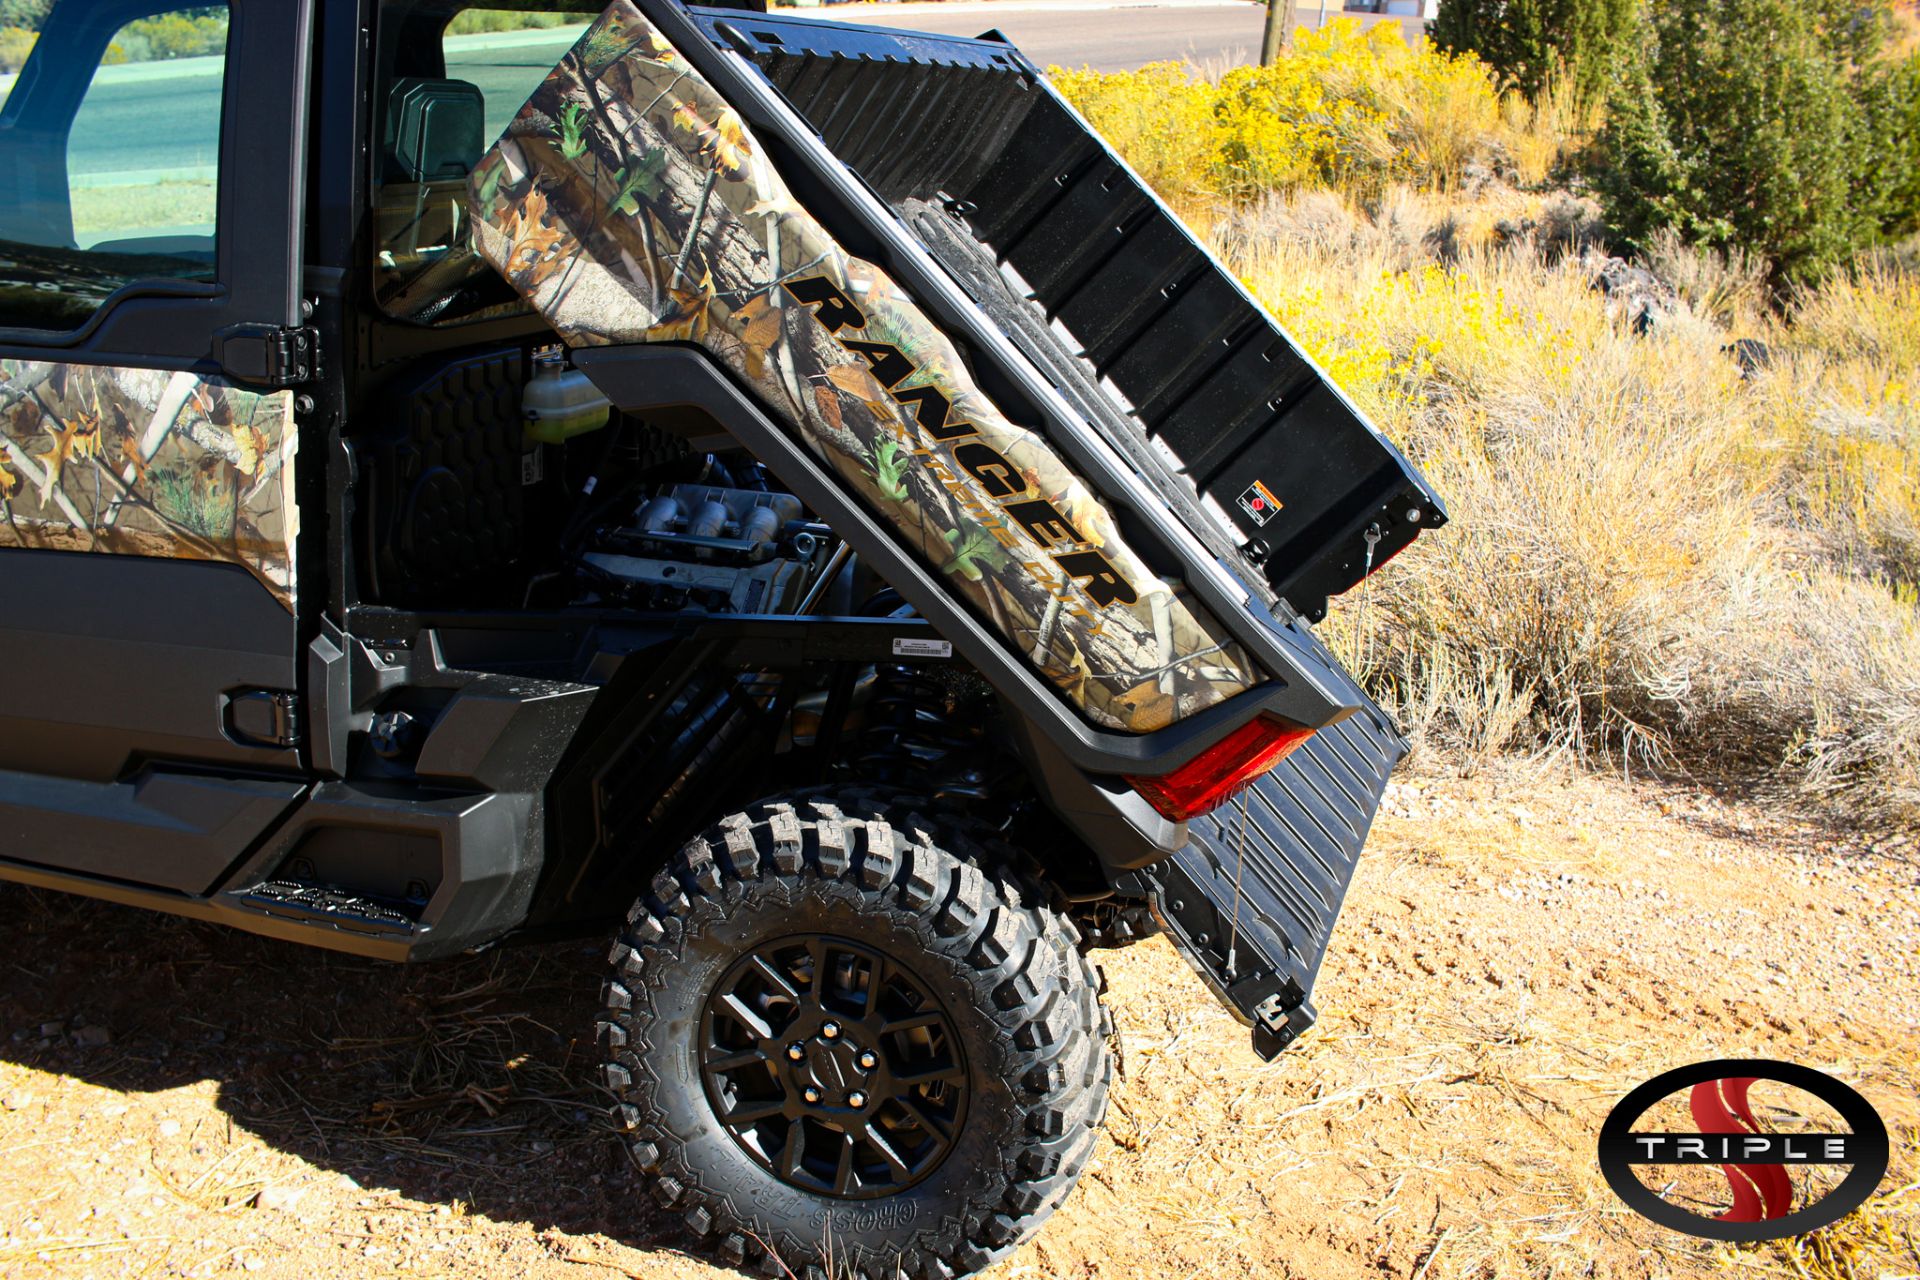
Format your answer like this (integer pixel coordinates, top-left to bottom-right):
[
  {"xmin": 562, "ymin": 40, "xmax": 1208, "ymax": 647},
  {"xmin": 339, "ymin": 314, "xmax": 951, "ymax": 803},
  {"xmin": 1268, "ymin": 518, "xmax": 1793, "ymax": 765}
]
[
  {"xmin": 1429, "ymin": 0, "xmax": 1638, "ymax": 107},
  {"xmin": 0, "ymin": 0, "xmax": 50, "ymax": 32},
  {"xmin": 446, "ymin": 10, "xmax": 573, "ymax": 36},
  {"xmin": 1597, "ymin": 0, "xmax": 1900, "ymax": 287},
  {"xmin": 114, "ymin": 11, "xmax": 227, "ymax": 61},
  {"xmin": 1857, "ymin": 53, "xmax": 1920, "ymax": 241}
]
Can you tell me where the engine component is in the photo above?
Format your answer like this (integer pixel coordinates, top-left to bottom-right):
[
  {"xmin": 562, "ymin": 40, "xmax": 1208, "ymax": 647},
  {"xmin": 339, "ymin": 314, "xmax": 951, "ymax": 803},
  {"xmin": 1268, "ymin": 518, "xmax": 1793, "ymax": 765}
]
[
  {"xmin": 628, "ymin": 485, "xmax": 803, "ymax": 554},
  {"xmin": 687, "ymin": 497, "xmax": 729, "ymax": 539},
  {"xmin": 636, "ymin": 494, "xmax": 679, "ymax": 532},
  {"xmin": 522, "ymin": 347, "xmax": 611, "ymax": 443},
  {"xmin": 581, "ymin": 551, "xmax": 811, "ymax": 614},
  {"xmin": 575, "ymin": 478, "xmax": 823, "ymax": 615},
  {"xmin": 368, "ymin": 710, "xmax": 419, "ymax": 760}
]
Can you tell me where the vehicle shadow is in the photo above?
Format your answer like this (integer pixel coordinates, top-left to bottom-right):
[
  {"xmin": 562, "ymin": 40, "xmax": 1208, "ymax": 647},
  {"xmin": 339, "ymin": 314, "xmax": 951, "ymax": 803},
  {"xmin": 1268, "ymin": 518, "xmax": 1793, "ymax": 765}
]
[{"xmin": 0, "ymin": 882, "xmax": 699, "ymax": 1268}]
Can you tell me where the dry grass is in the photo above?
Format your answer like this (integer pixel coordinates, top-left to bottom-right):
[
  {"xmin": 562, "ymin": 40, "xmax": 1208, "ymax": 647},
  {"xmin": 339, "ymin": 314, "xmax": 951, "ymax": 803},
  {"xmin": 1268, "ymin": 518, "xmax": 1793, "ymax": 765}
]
[
  {"xmin": 70, "ymin": 179, "xmax": 216, "ymax": 238},
  {"xmin": 1212, "ymin": 188, "xmax": 1920, "ymax": 822},
  {"xmin": 1498, "ymin": 65, "xmax": 1602, "ymax": 188},
  {"xmin": 1644, "ymin": 228, "xmax": 1771, "ymax": 329}
]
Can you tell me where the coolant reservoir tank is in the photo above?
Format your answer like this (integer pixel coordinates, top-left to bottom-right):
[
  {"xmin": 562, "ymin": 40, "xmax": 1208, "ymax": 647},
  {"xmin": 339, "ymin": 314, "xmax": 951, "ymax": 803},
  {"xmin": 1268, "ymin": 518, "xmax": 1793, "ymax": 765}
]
[{"xmin": 523, "ymin": 348, "xmax": 611, "ymax": 444}]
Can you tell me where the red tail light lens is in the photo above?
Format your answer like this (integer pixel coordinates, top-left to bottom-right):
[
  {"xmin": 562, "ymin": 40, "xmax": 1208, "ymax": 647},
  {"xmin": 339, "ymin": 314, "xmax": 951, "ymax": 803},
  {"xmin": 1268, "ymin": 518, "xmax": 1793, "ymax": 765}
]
[{"xmin": 1125, "ymin": 716, "xmax": 1315, "ymax": 821}]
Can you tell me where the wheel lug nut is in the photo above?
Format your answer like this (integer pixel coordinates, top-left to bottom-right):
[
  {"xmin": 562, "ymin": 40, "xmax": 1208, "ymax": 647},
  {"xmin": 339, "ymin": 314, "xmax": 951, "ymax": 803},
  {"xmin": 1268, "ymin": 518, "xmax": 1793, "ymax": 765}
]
[
  {"xmin": 858, "ymin": 1051, "xmax": 877, "ymax": 1070},
  {"xmin": 848, "ymin": 1091, "xmax": 866, "ymax": 1109},
  {"xmin": 821, "ymin": 1021, "xmax": 841, "ymax": 1040},
  {"xmin": 803, "ymin": 1086, "xmax": 822, "ymax": 1104},
  {"xmin": 786, "ymin": 1042, "xmax": 805, "ymax": 1061}
]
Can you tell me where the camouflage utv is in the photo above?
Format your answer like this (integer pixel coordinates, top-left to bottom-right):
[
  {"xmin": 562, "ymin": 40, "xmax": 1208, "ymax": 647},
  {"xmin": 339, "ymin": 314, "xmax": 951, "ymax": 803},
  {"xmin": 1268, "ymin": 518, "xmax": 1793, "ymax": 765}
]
[{"xmin": 0, "ymin": 1, "xmax": 1443, "ymax": 1275}]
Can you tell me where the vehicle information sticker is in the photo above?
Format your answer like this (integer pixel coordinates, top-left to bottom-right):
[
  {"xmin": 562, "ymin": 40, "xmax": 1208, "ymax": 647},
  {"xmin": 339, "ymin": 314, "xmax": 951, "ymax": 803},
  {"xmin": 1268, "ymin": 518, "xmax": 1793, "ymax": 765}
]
[{"xmin": 892, "ymin": 637, "xmax": 953, "ymax": 658}]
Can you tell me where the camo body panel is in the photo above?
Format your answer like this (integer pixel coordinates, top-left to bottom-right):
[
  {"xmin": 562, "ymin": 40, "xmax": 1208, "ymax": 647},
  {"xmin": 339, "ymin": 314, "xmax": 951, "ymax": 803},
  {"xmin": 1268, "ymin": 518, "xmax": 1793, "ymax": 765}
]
[
  {"xmin": 469, "ymin": 2, "xmax": 1260, "ymax": 732},
  {"xmin": 0, "ymin": 360, "xmax": 296, "ymax": 610}
]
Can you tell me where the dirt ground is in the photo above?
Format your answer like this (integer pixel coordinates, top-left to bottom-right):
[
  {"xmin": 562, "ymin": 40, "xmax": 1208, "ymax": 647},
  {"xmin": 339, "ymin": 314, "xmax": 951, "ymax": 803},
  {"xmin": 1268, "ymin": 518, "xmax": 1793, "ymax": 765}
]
[{"xmin": 2, "ymin": 765, "xmax": 1916, "ymax": 1280}]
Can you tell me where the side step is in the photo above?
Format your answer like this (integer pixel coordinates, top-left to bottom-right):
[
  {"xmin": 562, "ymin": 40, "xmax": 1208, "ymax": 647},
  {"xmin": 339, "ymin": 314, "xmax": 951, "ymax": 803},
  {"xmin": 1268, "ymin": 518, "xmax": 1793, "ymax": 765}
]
[
  {"xmin": 228, "ymin": 880, "xmax": 421, "ymax": 938},
  {"xmin": 1134, "ymin": 675, "xmax": 1405, "ymax": 1059}
]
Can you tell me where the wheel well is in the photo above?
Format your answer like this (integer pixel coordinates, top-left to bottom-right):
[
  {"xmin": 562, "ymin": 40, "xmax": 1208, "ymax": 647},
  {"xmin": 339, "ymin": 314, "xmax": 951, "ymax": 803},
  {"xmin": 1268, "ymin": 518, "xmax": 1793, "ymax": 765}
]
[{"xmin": 526, "ymin": 637, "xmax": 1115, "ymax": 933}]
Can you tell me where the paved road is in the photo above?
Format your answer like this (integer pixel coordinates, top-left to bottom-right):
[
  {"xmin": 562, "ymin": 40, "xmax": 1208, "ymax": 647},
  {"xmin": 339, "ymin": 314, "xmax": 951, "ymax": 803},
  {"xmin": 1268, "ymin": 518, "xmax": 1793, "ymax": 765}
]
[
  {"xmin": 809, "ymin": 0, "xmax": 1415, "ymax": 73},
  {"xmin": 56, "ymin": 30, "xmax": 582, "ymax": 182},
  {"xmin": 63, "ymin": 60, "xmax": 224, "ymax": 184},
  {"xmin": 841, "ymin": 1, "xmax": 1270, "ymax": 72}
]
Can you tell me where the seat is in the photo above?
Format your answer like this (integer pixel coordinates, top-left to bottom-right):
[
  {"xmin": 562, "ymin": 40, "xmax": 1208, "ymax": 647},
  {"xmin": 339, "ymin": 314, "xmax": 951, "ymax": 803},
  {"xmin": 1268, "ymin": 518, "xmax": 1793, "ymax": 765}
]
[{"xmin": 374, "ymin": 76, "xmax": 515, "ymax": 323}]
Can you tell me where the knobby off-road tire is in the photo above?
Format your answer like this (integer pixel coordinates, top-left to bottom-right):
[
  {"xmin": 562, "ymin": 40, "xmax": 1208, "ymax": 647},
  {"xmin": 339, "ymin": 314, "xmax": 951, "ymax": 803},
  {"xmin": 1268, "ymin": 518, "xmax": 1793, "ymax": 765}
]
[{"xmin": 599, "ymin": 792, "xmax": 1111, "ymax": 1280}]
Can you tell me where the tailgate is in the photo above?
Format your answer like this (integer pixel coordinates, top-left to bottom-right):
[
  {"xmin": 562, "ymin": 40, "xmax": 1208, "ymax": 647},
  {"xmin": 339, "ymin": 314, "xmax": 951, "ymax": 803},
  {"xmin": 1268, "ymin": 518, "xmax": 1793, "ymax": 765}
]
[
  {"xmin": 1138, "ymin": 653, "xmax": 1404, "ymax": 1058},
  {"xmin": 689, "ymin": 6, "xmax": 1445, "ymax": 621}
]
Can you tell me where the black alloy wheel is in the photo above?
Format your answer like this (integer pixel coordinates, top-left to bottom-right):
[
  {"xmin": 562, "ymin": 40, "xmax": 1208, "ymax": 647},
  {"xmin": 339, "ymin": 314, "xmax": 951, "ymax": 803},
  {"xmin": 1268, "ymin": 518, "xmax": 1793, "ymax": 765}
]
[
  {"xmin": 697, "ymin": 934, "xmax": 968, "ymax": 1198},
  {"xmin": 598, "ymin": 792, "xmax": 1112, "ymax": 1280}
]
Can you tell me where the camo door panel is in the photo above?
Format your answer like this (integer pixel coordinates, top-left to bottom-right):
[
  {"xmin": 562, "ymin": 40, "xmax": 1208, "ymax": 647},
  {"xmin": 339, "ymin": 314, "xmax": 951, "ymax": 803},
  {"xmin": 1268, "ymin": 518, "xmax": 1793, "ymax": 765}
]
[
  {"xmin": 469, "ymin": 1, "xmax": 1262, "ymax": 734},
  {"xmin": 0, "ymin": 360, "xmax": 296, "ymax": 610}
]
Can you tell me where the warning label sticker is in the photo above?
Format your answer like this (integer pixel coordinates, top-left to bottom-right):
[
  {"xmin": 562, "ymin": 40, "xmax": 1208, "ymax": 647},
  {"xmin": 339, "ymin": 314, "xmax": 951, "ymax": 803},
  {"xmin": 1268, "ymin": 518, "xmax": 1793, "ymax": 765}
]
[{"xmin": 1237, "ymin": 479, "xmax": 1283, "ymax": 527}]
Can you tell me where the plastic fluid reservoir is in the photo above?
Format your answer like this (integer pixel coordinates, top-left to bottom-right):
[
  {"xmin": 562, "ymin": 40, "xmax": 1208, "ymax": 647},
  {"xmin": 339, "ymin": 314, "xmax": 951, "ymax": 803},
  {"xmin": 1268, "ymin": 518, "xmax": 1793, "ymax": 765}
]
[{"xmin": 523, "ymin": 349, "xmax": 611, "ymax": 444}]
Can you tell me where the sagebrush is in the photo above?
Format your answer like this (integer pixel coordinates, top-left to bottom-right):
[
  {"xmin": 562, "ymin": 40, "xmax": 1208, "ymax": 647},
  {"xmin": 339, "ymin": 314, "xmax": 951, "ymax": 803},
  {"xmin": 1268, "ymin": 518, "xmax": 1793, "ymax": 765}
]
[{"xmin": 1051, "ymin": 21, "xmax": 1570, "ymax": 207}]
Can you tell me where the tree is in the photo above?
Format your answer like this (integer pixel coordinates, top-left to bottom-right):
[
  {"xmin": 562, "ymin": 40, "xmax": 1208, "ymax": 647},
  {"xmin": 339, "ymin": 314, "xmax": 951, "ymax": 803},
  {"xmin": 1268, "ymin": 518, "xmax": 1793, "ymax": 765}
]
[
  {"xmin": 1854, "ymin": 52, "xmax": 1920, "ymax": 241},
  {"xmin": 1429, "ymin": 0, "xmax": 1639, "ymax": 106},
  {"xmin": 1596, "ymin": 0, "xmax": 1900, "ymax": 286},
  {"xmin": 1261, "ymin": 0, "xmax": 1298, "ymax": 65},
  {"xmin": 0, "ymin": 0, "xmax": 53, "ymax": 32}
]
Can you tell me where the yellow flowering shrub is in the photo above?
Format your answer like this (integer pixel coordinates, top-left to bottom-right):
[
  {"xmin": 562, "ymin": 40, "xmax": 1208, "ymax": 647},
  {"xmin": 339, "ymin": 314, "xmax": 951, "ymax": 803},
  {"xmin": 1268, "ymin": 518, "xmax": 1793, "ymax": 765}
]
[
  {"xmin": 1052, "ymin": 20, "xmax": 1512, "ymax": 207},
  {"xmin": 0, "ymin": 25, "xmax": 36, "ymax": 73},
  {"xmin": 1047, "ymin": 61, "xmax": 1219, "ymax": 206},
  {"xmin": 1212, "ymin": 46, "xmax": 1374, "ymax": 198}
]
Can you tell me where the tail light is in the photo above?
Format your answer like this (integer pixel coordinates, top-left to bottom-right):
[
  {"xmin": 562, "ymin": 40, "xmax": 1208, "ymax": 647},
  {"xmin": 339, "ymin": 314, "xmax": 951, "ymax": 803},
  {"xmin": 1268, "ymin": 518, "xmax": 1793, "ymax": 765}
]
[{"xmin": 1126, "ymin": 716, "xmax": 1315, "ymax": 821}]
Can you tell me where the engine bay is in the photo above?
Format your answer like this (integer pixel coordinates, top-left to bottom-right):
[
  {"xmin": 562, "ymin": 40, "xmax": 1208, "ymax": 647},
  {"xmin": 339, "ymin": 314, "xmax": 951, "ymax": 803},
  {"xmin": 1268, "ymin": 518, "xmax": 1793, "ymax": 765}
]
[
  {"xmin": 572, "ymin": 481, "xmax": 828, "ymax": 616},
  {"xmin": 358, "ymin": 345, "xmax": 848, "ymax": 623}
]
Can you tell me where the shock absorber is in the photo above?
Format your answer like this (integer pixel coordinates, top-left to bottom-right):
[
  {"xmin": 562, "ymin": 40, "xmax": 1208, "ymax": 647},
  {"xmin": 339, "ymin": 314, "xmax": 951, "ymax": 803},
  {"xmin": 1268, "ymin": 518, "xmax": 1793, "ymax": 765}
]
[{"xmin": 845, "ymin": 666, "xmax": 996, "ymax": 800}]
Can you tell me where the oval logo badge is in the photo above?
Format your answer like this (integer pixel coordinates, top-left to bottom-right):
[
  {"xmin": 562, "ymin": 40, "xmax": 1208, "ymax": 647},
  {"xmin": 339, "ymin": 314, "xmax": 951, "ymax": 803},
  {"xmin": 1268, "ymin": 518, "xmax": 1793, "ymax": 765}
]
[{"xmin": 1598, "ymin": 1059, "xmax": 1890, "ymax": 1242}]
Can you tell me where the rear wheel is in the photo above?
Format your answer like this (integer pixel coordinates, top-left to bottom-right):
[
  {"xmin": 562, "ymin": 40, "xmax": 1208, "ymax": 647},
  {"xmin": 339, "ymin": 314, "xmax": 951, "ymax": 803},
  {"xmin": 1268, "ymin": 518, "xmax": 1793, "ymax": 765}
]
[{"xmin": 599, "ymin": 793, "xmax": 1110, "ymax": 1280}]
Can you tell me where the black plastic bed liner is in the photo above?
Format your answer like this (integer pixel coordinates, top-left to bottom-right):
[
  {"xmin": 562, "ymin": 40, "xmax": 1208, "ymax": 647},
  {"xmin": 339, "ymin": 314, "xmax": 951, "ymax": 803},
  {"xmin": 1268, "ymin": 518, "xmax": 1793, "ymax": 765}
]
[{"xmin": 692, "ymin": 5, "xmax": 1445, "ymax": 621}]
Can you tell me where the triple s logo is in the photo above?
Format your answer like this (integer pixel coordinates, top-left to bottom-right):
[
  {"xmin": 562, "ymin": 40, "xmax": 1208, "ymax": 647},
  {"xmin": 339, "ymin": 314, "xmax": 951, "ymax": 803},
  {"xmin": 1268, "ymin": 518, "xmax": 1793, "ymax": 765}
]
[{"xmin": 1598, "ymin": 1059, "xmax": 1891, "ymax": 1242}]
